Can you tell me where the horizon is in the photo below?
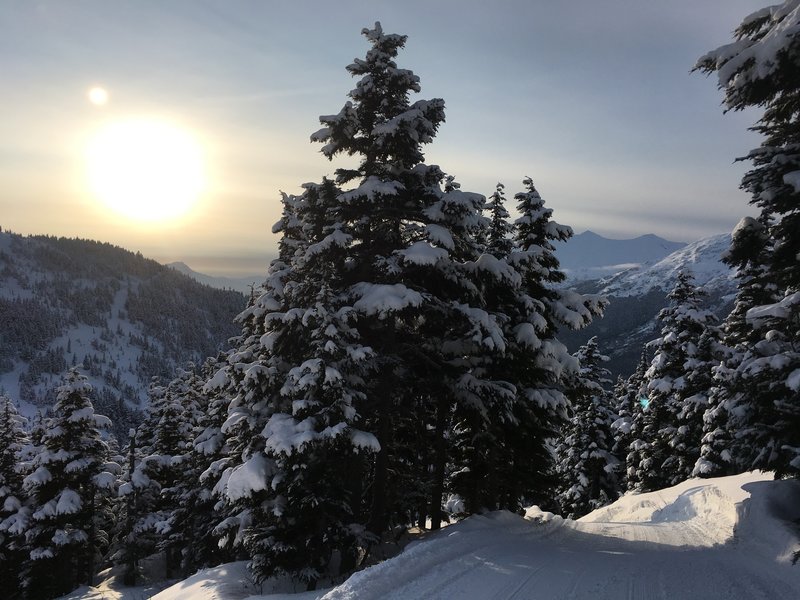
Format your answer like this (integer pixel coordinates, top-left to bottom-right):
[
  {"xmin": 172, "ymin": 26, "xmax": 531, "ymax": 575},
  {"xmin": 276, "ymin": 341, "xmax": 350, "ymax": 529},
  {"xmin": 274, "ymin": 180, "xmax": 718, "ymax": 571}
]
[
  {"xmin": 1, "ymin": 1, "xmax": 765, "ymax": 277},
  {"xmin": 0, "ymin": 223, "xmax": 719, "ymax": 279}
]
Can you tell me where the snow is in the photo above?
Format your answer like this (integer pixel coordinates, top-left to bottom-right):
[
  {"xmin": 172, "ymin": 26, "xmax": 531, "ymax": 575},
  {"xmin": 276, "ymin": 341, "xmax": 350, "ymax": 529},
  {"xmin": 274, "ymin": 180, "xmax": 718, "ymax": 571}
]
[
  {"xmin": 784, "ymin": 170, "xmax": 800, "ymax": 192},
  {"xmin": 746, "ymin": 291, "xmax": 800, "ymax": 325},
  {"xmin": 599, "ymin": 233, "xmax": 734, "ymax": 297},
  {"xmin": 787, "ymin": 368, "xmax": 800, "ymax": 392},
  {"xmin": 55, "ymin": 488, "xmax": 82, "ymax": 514},
  {"xmin": 351, "ymin": 283, "xmax": 424, "ymax": 317},
  {"xmin": 350, "ymin": 429, "xmax": 380, "ymax": 452},
  {"xmin": 339, "ymin": 176, "xmax": 404, "ymax": 203},
  {"xmin": 555, "ymin": 230, "xmax": 686, "ymax": 282},
  {"xmin": 100, "ymin": 472, "xmax": 800, "ymax": 600},
  {"xmin": 424, "ymin": 224, "xmax": 454, "ymax": 250},
  {"xmin": 701, "ymin": 1, "xmax": 800, "ymax": 105},
  {"xmin": 224, "ymin": 453, "xmax": 270, "ymax": 502},
  {"xmin": 397, "ymin": 241, "xmax": 448, "ymax": 266}
]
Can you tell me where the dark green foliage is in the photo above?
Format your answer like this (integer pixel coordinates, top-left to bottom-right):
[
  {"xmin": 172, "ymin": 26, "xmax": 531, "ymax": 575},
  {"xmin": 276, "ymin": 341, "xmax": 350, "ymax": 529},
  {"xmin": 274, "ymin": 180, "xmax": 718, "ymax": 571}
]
[
  {"xmin": 20, "ymin": 370, "xmax": 119, "ymax": 599},
  {"xmin": 556, "ymin": 337, "xmax": 620, "ymax": 518},
  {"xmin": 0, "ymin": 397, "xmax": 28, "ymax": 599},
  {"xmin": 630, "ymin": 272, "xmax": 718, "ymax": 491},
  {"xmin": 696, "ymin": 2, "xmax": 800, "ymax": 477}
]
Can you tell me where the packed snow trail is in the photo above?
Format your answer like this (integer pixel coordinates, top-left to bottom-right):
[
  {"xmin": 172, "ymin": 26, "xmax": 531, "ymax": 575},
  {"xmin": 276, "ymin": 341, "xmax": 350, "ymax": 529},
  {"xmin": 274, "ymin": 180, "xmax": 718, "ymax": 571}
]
[
  {"xmin": 88, "ymin": 473, "xmax": 799, "ymax": 600},
  {"xmin": 319, "ymin": 473, "xmax": 800, "ymax": 600}
]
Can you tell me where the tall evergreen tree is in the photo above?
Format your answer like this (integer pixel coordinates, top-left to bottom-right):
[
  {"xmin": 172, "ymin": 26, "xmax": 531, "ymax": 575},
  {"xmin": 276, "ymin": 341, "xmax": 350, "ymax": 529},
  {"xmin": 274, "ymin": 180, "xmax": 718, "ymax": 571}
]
[
  {"xmin": 129, "ymin": 367, "xmax": 205, "ymax": 578},
  {"xmin": 0, "ymin": 396, "xmax": 29, "ymax": 599},
  {"xmin": 696, "ymin": 0, "xmax": 800, "ymax": 477},
  {"xmin": 20, "ymin": 369, "xmax": 118, "ymax": 599},
  {"xmin": 556, "ymin": 338, "xmax": 620, "ymax": 518},
  {"xmin": 485, "ymin": 183, "xmax": 513, "ymax": 258},
  {"xmin": 633, "ymin": 272, "xmax": 718, "ymax": 490},
  {"xmin": 213, "ymin": 23, "xmax": 603, "ymax": 587}
]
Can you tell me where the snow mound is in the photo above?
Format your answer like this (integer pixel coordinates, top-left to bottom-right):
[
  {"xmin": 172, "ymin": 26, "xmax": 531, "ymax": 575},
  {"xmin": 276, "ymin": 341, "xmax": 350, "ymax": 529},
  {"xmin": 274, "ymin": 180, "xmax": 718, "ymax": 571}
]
[
  {"xmin": 320, "ymin": 472, "xmax": 800, "ymax": 599},
  {"xmin": 579, "ymin": 471, "xmax": 777, "ymax": 547}
]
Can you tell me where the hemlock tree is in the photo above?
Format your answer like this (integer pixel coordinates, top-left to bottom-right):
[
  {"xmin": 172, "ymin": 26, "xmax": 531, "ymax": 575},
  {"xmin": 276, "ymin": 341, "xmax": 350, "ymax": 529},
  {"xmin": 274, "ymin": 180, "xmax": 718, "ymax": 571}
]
[
  {"xmin": 495, "ymin": 178, "xmax": 605, "ymax": 510},
  {"xmin": 694, "ymin": 218, "xmax": 780, "ymax": 476},
  {"xmin": 212, "ymin": 22, "xmax": 604, "ymax": 587},
  {"xmin": 0, "ymin": 396, "xmax": 29, "ymax": 599},
  {"xmin": 556, "ymin": 337, "xmax": 620, "ymax": 518},
  {"xmin": 20, "ymin": 369, "xmax": 118, "ymax": 599},
  {"xmin": 485, "ymin": 182, "xmax": 513, "ymax": 258},
  {"xmin": 129, "ymin": 367, "xmax": 205, "ymax": 579},
  {"xmin": 696, "ymin": 0, "xmax": 800, "ymax": 477},
  {"xmin": 634, "ymin": 272, "xmax": 718, "ymax": 491},
  {"xmin": 621, "ymin": 354, "xmax": 650, "ymax": 491}
]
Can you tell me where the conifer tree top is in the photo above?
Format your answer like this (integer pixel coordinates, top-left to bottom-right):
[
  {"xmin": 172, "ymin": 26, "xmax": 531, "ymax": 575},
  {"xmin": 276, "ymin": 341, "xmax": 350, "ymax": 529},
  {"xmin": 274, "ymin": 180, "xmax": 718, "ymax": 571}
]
[{"xmin": 310, "ymin": 22, "xmax": 445, "ymax": 182}]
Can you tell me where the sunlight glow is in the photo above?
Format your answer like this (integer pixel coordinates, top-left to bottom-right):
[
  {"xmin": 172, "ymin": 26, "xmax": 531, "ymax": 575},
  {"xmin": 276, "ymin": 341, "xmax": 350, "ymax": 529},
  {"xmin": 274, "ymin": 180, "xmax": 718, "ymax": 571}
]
[
  {"xmin": 85, "ymin": 118, "xmax": 206, "ymax": 222},
  {"xmin": 87, "ymin": 87, "xmax": 109, "ymax": 106}
]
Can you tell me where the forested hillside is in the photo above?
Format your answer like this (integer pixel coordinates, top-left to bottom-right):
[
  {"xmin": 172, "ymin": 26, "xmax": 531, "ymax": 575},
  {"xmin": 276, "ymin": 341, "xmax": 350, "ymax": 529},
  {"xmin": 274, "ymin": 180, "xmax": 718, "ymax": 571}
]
[{"xmin": 0, "ymin": 230, "xmax": 245, "ymax": 435}]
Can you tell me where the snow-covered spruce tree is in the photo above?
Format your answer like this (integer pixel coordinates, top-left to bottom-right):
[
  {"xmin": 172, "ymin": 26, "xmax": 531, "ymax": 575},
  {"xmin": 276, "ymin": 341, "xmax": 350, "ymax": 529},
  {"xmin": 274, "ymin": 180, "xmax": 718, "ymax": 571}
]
[
  {"xmin": 694, "ymin": 218, "xmax": 779, "ymax": 477},
  {"xmin": 674, "ymin": 326, "xmax": 722, "ymax": 476},
  {"xmin": 0, "ymin": 396, "xmax": 29, "ymax": 599},
  {"xmin": 500, "ymin": 178, "xmax": 606, "ymax": 508},
  {"xmin": 451, "ymin": 177, "xmax": 605, "ymax": 515},
  {"xmin": 448, "ymin": 181, "xmax": 516, "ymax": 515},
  {"xmin": 176, "ymin": 353, "xmax": 236, "ymax": 572},
  {"xmin": 214, "ymin": 180, "xmax": 379, "ymax": 589},
  {"xmin": 620, "ymin": 353, "xmax": 649, "ymax": 491},
  {"xmin": 209, "ymin": 192, "xmax": 302, "ymax": 562},
  {"xmin": 128, "ymin": 366, "xmax": 205, "ymax": 578},
  {"xmin": 309, "ymin": 22, "xmax": 496, "ymax": 539},
  {"xmin": 155, "ymin": 363, "xmax": 220, "ymax": 576},
  {"xmin": 556, "ymin": 337, "xmax": 620, "ymax": 518},
  {"xmin": 20, "ymin": 369, "xmax": 118, "ymax": 599},
  {"xmin": 634, "ymin": 272, "xmax": 718, "ymax": 491},
  {"xmin": 485, "ymin": 182, "xmax": 514, "ymax": 258},
  {"xmin": 213, "ymin": 23, "xmax": 605, "ymax": 586},
  {"xmin": 696, "ymin": 1, "xmax": 800, "ymax": 477},
  {"xmin": 111, "ymin": 378, "xmax": 164, "ymax": 584}
]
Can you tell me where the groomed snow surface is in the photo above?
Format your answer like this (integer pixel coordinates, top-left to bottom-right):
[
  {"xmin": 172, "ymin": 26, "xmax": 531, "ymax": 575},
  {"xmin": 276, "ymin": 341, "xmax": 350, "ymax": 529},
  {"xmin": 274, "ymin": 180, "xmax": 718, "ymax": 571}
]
[{"xmin": 64, "ymin": 472, "xmax": 800, "ymax": 600}]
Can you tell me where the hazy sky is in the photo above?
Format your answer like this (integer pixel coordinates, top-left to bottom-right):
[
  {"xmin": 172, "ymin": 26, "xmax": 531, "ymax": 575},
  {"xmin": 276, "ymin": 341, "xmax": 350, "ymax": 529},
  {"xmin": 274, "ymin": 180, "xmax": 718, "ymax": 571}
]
[{"xmin": 1, "ymin": 0, "xmax": 767, "ymax": 276}]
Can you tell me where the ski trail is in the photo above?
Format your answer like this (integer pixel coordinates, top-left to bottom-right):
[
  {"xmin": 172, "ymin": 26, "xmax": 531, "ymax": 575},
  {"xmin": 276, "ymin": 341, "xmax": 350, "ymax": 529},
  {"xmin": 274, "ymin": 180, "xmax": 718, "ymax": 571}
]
[{"xmin": 320, "ymin": 474, "xmax": 800, "ymax": 600}]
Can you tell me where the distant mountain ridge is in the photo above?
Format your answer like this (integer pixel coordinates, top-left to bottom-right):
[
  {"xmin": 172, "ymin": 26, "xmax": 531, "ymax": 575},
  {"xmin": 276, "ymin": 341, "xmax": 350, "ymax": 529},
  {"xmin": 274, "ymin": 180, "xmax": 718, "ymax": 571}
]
[
  {"xmin": 166, "ymin": 261, "xmax": 264, "ymax": 295},
  {"xmin": 555, "ymin": 230, "xmax": 687, "ymax": 281},
  {"xmin": 557, "ymin": 231, "xmax": 736, "ymax": 378},
  {"xmin": 0, "ymin": 231, "xmax": 245, "ymax": 436},
  {"xmin": 598, "ymin": 233, "xmax": 735, "ymax": 297}
]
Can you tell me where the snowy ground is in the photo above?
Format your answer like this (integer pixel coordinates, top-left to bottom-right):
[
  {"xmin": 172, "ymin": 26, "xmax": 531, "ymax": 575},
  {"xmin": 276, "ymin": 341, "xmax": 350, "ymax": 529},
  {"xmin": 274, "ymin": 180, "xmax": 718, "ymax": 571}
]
[{"xmin": 67, "ymin": 472, "xmax": 800, "ymax": 600}]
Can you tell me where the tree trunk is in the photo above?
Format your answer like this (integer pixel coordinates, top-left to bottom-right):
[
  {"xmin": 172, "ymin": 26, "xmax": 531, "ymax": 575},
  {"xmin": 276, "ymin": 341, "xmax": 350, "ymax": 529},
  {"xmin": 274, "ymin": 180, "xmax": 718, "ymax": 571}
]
[
  {"xmin": 429, "ymin": 396, "xmax": 449, "ymax": 530},
  {"xmin": 87, "ymin": 492, "xmax": 96, "ymax": 586},
  {"xmin": 368, "ymin": 406, "xmax": 390, "ymax": 535}
]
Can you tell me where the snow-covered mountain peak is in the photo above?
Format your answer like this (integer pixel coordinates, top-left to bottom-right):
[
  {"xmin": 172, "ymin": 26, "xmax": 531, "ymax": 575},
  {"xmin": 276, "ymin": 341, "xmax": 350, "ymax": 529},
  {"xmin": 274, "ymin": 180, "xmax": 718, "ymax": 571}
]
[
  {"xmin": 599, "ymin": 233, "xmax": 734, "ymax": 297},
  {"xmin": 555, "ymin": 230, "xmax": 687, "ymax": 282}
]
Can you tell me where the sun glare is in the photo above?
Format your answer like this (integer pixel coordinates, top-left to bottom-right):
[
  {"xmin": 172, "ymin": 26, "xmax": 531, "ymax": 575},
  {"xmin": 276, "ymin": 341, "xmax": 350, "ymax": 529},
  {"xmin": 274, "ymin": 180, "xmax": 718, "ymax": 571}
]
[
  {"xmin": 85, "ymin": 118, "xmax": 206, "ymax": 222},
  {"xmin": 88, "ymin": 87, "xmax": 109, "ymax": 106}
]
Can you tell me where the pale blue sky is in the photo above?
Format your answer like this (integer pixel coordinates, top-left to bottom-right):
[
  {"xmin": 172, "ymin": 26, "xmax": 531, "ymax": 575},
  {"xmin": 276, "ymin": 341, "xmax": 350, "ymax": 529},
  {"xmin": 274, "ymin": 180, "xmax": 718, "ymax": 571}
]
[{"xmin": 0, "ymin": 0, "xmax": 765, "ymax": 275}]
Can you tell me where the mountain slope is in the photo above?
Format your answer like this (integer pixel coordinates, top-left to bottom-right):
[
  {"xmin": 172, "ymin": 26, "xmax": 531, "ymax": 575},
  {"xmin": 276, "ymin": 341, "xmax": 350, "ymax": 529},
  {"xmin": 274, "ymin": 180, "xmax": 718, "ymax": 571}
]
[
  {"xmin": 125, "ymin": 473, "xmax": 799, "ymax": 600},
  {"xmin": 0, "ymin": 231, "xmax": 245, "ymax": 435},
  {"xmin": 598, "ymin": 233, "xmax": 735, "ymax": 297},
  {"xmin": 559, "ymin": 233, "xmax": 736, "ymax": 377}
]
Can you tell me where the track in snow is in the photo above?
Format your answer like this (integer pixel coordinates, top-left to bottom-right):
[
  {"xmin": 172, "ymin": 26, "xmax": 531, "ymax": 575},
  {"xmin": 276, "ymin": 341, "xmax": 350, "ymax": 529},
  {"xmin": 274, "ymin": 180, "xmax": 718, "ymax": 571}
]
[{"xmin": 320, "ymin": 473, "xmax": 800, "ymax": 600}]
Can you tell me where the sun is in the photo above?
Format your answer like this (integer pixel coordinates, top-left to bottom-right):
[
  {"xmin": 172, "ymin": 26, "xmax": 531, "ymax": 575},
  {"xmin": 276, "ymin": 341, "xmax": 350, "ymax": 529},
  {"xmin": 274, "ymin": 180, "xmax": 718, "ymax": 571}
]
[
  {"xmin": 87, "ymin": 86, "xmax": 109, "ymax": 106},
  {"xmin": 85, "ymin": 117, "xmax": 206, "ymax": 222}
]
